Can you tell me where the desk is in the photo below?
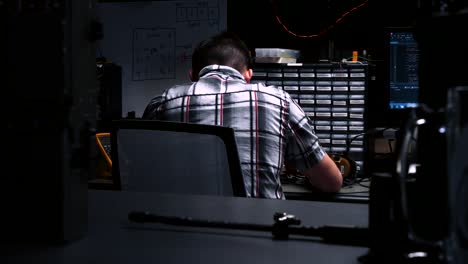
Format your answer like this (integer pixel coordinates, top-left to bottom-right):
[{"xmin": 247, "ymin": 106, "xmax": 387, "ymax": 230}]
[
  {"xmin": 3, "ymin": 190, "xmax": 369, "ymax": 264},
  {"xmin": 283, "ymin": 178, "xmax": 371, "ymax": 203}
]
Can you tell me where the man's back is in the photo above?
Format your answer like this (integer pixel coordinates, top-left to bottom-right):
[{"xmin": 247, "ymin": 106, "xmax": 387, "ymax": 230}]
[{"xmin": 143, "ymin": 65, "xmax": 326, "ymax": 199}]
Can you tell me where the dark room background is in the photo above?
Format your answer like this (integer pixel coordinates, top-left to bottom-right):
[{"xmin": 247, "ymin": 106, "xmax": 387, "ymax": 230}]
[
  {"xmin": 227, "ymin": 0, "xmax": 419, "ymax": 62},
  {"xmin": 227, "ymin": 0, "xmax": 420, "ymax": 128}
]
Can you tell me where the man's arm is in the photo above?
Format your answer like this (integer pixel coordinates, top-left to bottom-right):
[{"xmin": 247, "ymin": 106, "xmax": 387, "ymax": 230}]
[
  {"xmin": 285, "ymin": 96, "xmax": 343, "ymax": 193},
  {"xmin": 302, "ymin": 154, "xmax": 343, "ymax": 193}
]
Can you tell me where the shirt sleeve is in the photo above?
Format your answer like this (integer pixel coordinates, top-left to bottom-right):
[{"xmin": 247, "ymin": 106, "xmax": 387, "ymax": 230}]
[
  {"xmin": 142, "ymin": 95, "xmax": 164, "ymax": 119},
  {"xmin": 284, "ymin": 98, "xmax": 325, "ymax": 172}
]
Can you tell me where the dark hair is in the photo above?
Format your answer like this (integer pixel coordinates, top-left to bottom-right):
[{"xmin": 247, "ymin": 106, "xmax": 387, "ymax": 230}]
[{"xmin": 191, "ymin": 31, "xmax": 252, "ymax": 80}]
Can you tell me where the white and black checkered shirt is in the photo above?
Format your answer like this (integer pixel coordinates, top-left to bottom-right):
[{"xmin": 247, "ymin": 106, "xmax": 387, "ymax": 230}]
[{"xmin": 143, "ymin": 65, "xmax": 325, "ymax": 199}]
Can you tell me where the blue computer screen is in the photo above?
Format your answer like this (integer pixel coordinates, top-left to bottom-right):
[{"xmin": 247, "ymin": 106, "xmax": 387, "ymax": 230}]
[{"xmin": 387, "ymin": 28, "xmax": 420, "ymax": 109}]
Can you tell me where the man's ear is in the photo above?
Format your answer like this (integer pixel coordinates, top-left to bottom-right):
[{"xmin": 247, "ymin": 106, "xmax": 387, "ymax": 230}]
[
  {"xmin": 243, "ymin": 69, "xmax": 253, "ymax": 83},
  {"xmin": 189, "ymin": 68, "xmax": 200, "ymax": 81},
  {"xmin": 189, "ymin": 69, "xmax": 195, "ymax": 81}
]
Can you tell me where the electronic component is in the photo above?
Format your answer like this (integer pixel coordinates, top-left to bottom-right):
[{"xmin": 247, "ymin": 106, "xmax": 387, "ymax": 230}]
[{"xmin": 96, "ymin": 132, "xmax": 112, "ymax": 178}]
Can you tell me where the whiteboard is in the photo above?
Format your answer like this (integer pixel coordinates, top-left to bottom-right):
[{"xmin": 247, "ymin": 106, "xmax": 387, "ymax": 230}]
[{"xmin": 96, "ymin": 0, "xmax": 227, "ymax": 117}]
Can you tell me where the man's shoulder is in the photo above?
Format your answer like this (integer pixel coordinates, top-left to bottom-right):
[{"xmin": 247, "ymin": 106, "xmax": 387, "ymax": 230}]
[
  {"xmin": 163, "ymin": 83, "xmax": 193, "ymax": 96},
  {"xmin": 245, "ymin": 82, "xmax": 292, "ymax": 98},
  {"xmin": 161, "ymin": 81, "xmax": 292, "ymax": 101}
]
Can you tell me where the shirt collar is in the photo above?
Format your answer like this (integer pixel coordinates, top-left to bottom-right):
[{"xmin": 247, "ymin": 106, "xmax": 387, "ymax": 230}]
[{"xmin": 198, "ymin": 65, "xmax": 246, "ymax": 81}]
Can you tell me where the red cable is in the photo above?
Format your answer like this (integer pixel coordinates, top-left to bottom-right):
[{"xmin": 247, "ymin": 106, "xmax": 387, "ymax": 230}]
[{"xmin": 272, "ymin": 0, "xmax": 369, "ymax": 38}]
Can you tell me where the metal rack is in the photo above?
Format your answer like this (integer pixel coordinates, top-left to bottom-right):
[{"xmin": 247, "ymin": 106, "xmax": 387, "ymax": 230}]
[{"xmin": 251, "ymin": 62, "xmax": 370, "ymax": 177}]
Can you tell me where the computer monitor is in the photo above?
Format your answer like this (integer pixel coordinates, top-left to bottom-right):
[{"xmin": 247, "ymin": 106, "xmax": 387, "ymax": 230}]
[
  {"xmin": 386, "ymin": 27, "xmax": 420, "ymax": 110},
  {"xmin": 370, "ymin": 26, "xmax": 420, "ymax": 128}
]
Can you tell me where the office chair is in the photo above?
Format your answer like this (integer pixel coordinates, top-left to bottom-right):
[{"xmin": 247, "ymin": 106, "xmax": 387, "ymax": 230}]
[{"xmin": 109, "ymin": 119, "xmax": 246, "ymax": 197}]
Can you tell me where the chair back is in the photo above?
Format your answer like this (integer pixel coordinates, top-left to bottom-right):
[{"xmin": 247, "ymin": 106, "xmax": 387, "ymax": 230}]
[{"xmin": 110, "ymin": 119, "xmax": 246, "ymax": 197}]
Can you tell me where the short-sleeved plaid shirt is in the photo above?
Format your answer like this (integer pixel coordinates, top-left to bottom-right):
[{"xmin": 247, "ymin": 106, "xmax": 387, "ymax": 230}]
[{"xmin": 142, "ymin": 65, "xmax": 325, "ymax": 199}]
